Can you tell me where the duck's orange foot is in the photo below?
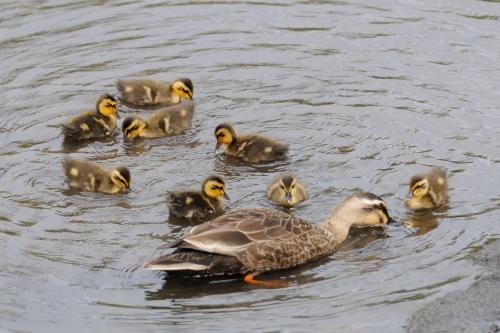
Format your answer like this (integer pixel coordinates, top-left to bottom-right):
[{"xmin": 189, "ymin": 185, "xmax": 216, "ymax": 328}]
[{"xmin": 243, "ymin": 273, "xmax": 288, "ymax": 288}]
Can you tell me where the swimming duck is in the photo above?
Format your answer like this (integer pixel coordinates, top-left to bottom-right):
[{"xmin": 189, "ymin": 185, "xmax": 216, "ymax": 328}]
[
  {"xmin": 122, "ymin": 103, "xmax": 194, "ymax": 139},
  {"xmin": 266, "ymin": 172, "xmax": 308, "ymax": 207},
  {"xmin": 144, "ymin": 192, "xmax": 393, "ymax": 285},
  {"xmin": 214, "ymin": 123, "xmax": 288, "ymax": 163},
  {"xmin": 405, "ymin": 168, "xmax": 448, "ymax": 210},
  {"xmin": 63, "ymin": 157, "xmax": 131, "ymax": 194},
  {"xmin": 167, "ymin": 176, "xmax": 229, "ymax": 220},
  {"xmin": 116, "ymin": 77, "xmax": 193, "ymax": 107},
  {"xmin": 62, "ymin": 94, "xmax": 119, "ymax": 141}
]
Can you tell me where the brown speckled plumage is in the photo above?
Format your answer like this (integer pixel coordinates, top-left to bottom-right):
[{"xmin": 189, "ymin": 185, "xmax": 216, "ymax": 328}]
[{"xmin": 144, "ymin": 193, "xmax": 393, "ymax": 277}]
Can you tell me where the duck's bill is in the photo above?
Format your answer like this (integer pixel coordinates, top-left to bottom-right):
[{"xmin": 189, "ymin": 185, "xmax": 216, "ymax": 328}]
[
  {"xmin": 223, "ymin": 192, "xmax": 230, "ymax": 200},
  {"xmin": 285, "ymin": 192, "xmax": 293, "ymax": 203},
  {"xmin": 387, "ymin": 216, "xmax": 396, "ymax": 224},
  {"xmin": 215, "ymin": 142, "xmax": 222, "ymax": 151}
]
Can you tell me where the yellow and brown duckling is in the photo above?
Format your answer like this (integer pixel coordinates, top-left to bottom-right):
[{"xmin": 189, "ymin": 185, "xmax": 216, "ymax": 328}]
[
  {"xmin": 144, "ymin": 192, "xmax": 393, "ymax": 286},
  {"xmin": 405, "ymin": 167, "xmax": 448, "ymax": 210},
  {"xmin": 267, "ymin": 172, "xmax": 308, "ymax": 208},
  {"xmin": 62, "ymin": 94, "xmax": 119, "ymax": 141},
  {"xmin": 122, "ymin": 103, "xmax": 194, "ymax": 139},
  {"xmin": 214, "ymin": 123, "xmax": 288, "ymax": 163},
  {"xmin": 166, "ymin": 176, "xmax": 229, "ymax": 220},
  {"xmin": 63, "ymin": 157, "xmax": 131, "ymax": 194},
  {"xmin": 116, "ymin": 77, "xmax": 193, "ymax": 107}
]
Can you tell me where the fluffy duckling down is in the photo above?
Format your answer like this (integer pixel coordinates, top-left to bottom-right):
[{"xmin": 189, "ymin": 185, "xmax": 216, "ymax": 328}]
[
  {"xmin": 214, "ymin": 123, "xmax": 288, "ymax": 163},
  {"xmin": 62, "ymin": 94, "xmax": 119, "ymax": 142},
  {"xmin": 405, "ymin": 167, "xmax": 448, "ymax": 210},
  {"xmin": 63, "ymin": 157, "xmax": 130, "ymax": 194},
  {"xmin": 267, "ymin": 172, "xmax": 308, "ymax": 207},
  {"xmin": 117, "ymin": 77, "xmax": 193, "ymax": 107},
  {"xmin": 166, "ymin": 176, "xmax": 229, "ymax": 220}
]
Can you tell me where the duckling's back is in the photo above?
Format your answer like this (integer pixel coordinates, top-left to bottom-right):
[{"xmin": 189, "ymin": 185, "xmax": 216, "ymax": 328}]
[
  {"xmin": 117, "ymin": 79, "xmax": 170, "ymax": 106},
  {"xmin": 427, "ymin": 168, "xmax": 448, "ymax": 206},
  {"xmin": 237, "ymin": 134, "xmax": 288, "ymax": 163},
  {"xmin": 167, "ymin": 190, "xmax": 220, "ymax": 220},
  {"xmin": 147, "ymin": 103, "xmax": 195, "ymax": 136},
  {"xmin": 62, "ymin": 111, "xmax": 112, "ymax": 141},
  {"xmin": 63, "ymin": 157, "xmax": 109, "ymax": 191}
]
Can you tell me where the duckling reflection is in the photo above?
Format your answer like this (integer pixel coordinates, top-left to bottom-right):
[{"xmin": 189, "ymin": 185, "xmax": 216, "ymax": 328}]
[
  {"xmin": 117, "ymin": 77, "xmax": 193, "ymax": 107},
  {"xmin": 404, "ymin": 210, "xmax": 439, "ymax": 236},
  {"xmin": 405, "ymin": 168, "xmax": 448, "ymax": 210},
  {"xmin": 267, "ymin": 172, "xmax": 308, "ymax": 208}
]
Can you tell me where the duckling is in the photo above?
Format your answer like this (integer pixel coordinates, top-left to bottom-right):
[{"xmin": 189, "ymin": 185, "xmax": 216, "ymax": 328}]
[
  {"xmin": 63, "ymin": 157, "xmax": 131, "ymax": 194},
  {"xmin": 62, "ymin": 94, "xmax": 119, "ymax": 142},
  {"xmin": 267, "ymin": 173, "xmax": 308, "ymax": 207},
  {"xmin": 167, "ymin": 176, "xmax": 229, "ymax": 220},
  {"xmin": 405, "ymin": 168, "xmax": 448, "ymax": 210},
  {"xmin": 214, "ymin": 123, "xmax": 288, "ymax": 163},
  {"xmin": 122, "ymin": 103, "xmax": 194, "ymax": 139},
  {"xmin": 116, "ymin": 77, "xmax": 193, "ymax": 107}
]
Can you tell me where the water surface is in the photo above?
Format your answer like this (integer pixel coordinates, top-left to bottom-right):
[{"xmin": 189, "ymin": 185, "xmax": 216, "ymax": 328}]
[{"xmin": 1, "ymin": 0, "xmax": 500, "ymax": 332}]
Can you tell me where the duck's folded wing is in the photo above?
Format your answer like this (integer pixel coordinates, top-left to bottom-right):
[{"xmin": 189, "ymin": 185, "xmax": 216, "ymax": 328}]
[{"xmin": 178, "ymin": 208, "xmax": 313, "ymax": 256}]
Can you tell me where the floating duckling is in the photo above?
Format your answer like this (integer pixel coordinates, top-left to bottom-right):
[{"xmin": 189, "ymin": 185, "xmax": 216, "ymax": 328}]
[
  {"xmin": 267, "ymin": 172, "xmax": 308, "ymax": 207},
  {"xmin": 166, "ymin": 176, "xmax": 229, "ymax": 220},
  {"xmin": 122, "ymin": 103, "xmax": 194, "ymax": 139},
  {"xmin": 62, "ymin": 94, "xmax": 119, "ymax": 141},
  {"xmin": 116, "ymin": 77, "xmax": 193, "ymax": 107},
  {"xmin": 63, "ymin": 157, "xmax": 130, "ymax": 194},
  {"xmin": 405, "ymin": 168, "xmax": 448, "ymax": 210},
  {"xmin": 144, "ymin": 192, "xmax": 393, "ymax": 286},
  {"xmin": 214, "ymin": 123, "xmax": 288, "ymax": 163}
]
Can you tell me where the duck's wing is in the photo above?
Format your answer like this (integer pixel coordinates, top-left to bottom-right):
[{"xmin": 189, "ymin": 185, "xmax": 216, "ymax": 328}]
[{"xmin": 177, "ymin": 208, "xmax": 313, "ymax": 256}]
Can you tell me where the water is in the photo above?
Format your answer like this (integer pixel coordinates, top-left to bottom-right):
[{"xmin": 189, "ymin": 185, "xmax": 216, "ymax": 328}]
[{"xmin": 1, "ymin": 0, "xmax": 500, "ymax": 332}]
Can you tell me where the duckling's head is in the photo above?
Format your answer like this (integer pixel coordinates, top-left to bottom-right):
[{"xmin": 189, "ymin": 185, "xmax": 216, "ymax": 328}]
[
  {"xmin": 214, "ymin": 123, "xmax": 237, "ymax": 150},
  {"xmin": 171, "ymin": 78, "xmax": 194, "ymax": 101},
  {"xmin": 405, "ymin": 175, "xmax": 432, "ymax": 210},
  {"xmin": 202, "ymin": 176, "xmax": 229, "ymax": 200},
  {"xmin": 272, "ymin": 174, "xmax": 304, "ymax": 207},
  {"xmin": 97, "ymin": 94, "xmax": 119, "ymax": 118},
  {"xmin": 334, "ymin": 193, "xmax": 394, "ymax": 226},
  {"xmin": 111, "ymin": 166, "xmax": 131, "ymax": 191},
  {"xmin": 122, "ymin": 117, "xmax": 146, "ymax": 139}
]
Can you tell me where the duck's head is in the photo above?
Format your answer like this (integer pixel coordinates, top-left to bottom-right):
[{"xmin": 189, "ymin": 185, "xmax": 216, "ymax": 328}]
[
  {"xmin": 171, "ymin": 78, "xmax": 194, "ymax": 101},
  {"xmin": 335, "ymin": 193, "xmax": 394, "ymax": 226},
  {"xmin": 214, "ymin": 123, "xmax": 237, "ymax": 151},
  {"xmin": 97, "ymin": 94, "xmax": 119, "ymax": 119},
  {"xmin": 111, "ymin": 166, "xmax": 131, "ymax": 191},
  {"xmin": 202, "ymin": 176, "xmax": 229, "ymax": 200},
  {"xmin": 122, "ymin": 117, "xmax": 146, "ymax": 139},
  {"xmin": 274, "ymin": 174, "xmax": 303, "ymax": 206},
  {"xmin": 405, "ymin": 175, "xmax": 432, "ymax": 210}
]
